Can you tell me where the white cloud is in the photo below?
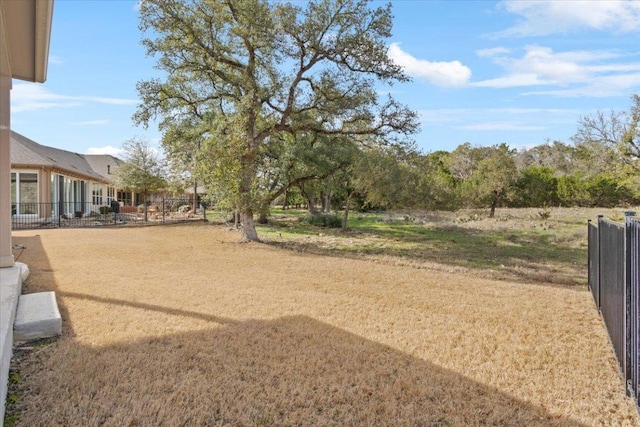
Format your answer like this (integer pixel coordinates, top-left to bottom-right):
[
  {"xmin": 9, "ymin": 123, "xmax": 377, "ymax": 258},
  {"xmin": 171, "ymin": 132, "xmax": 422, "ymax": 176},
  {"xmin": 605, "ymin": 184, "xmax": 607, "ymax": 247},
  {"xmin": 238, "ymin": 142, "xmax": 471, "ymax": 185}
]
[
  {"xmin": 388, "ymin": 43, "xmax": 471, "ymax": 87},
  {"xmin": 86, "ymin": 145, "xmax": 126, "ymax": 157},
  {"xmin": 472, "ymin": 45, "xmax": 640, "ymax": 96},
  {"xmin": 472, "ymin": 73, "xmax": 546, "ymax": 88},
  {"xmin": 494, "ymin": 0, "xmax": 640, "ymax": 37},
  {"xmin": 89, "ymin": 97, "xmax": 138, "ymax": 106},
  {"xmin": 48, "ymin": 55, "xmax": 63, "ymax": 65},
  {"xmin": 11, "ymin": 83, "xmax": 138, "ymax": 113},
  {"xmin": 476, "ymin": 47, "xmax": 511, "ymax": 58},
  {"xmin": 522, "ymin": 72, "xmax": 640, "ymax": 97},
  {"xmin": 418, "ymin": 108, "xmax": 578, "ymax": 131},
  {"xmin": 69, "ymin": 120, "xmax": 109, "ymax": 126},
  {"xmin": 460, "ymin": 122, "xmax": 545, "ymax": 131}
]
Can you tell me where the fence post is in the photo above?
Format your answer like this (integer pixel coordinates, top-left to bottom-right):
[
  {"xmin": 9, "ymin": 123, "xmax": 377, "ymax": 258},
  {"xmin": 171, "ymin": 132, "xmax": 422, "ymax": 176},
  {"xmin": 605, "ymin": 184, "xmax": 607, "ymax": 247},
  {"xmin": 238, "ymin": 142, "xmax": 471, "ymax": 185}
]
[
  {"xmin": 162, "ymin": 196, "xmax": 166, "ymax": 224},
  {"xmin": 597, "ymin": 214, "xmax": 604, "ymax": 311},
  {"xmin": 587, "ymin": 219, "xmax": 598, "ymax": 296},
  {"xmin": 624, "ymin": 211, "xmax": 636, "ymax": 396}
]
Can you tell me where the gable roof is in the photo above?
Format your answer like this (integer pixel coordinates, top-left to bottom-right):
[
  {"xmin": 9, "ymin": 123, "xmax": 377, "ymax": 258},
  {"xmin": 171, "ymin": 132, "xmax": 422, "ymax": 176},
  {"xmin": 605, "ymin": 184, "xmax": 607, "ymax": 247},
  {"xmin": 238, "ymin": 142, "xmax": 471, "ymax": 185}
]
[
  {"xmin": 84, "ymin": 154, "xmax": 123, "ymax": 179},
  {"xmin": 10, "ymin": 131, "xmax": 119, "ymax": 184}
]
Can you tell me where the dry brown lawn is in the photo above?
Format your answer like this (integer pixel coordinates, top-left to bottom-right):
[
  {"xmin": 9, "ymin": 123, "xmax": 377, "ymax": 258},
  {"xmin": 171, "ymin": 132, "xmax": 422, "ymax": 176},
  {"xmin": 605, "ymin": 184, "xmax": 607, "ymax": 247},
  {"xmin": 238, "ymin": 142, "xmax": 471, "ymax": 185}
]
[{"xmin": 7, "ymin": 223, "xmax": 640, "ymax": 426}]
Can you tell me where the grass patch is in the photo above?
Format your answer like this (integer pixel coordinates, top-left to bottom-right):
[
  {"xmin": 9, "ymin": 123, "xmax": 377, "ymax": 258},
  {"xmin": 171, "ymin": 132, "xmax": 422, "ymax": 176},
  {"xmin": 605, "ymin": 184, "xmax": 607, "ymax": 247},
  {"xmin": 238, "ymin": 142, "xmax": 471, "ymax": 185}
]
[
  {"xmin": 259, "ymin": 207, "xmax": 634, "ymax": 285},
  {"xmin": 7, "ymin": 224, "xmax": 639, "ymax": 426}
]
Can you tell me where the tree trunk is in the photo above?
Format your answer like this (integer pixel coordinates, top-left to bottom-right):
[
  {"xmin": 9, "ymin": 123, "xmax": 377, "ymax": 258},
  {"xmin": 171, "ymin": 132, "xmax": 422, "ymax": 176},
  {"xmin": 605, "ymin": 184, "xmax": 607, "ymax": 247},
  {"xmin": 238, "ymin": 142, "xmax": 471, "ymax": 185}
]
[
  {"xmin": 342, "ymin": 192, "xmax": 352, "ymax": 231},
  {"xmin": 192, "ymin": 181, "xmax": 198, "ymax": 212},
  {"xmin": 322, "ymin": 192, "xmax": 331, "ymax": 213},
  {"xmin": 257, "ymin": 202, "xmax": 269, "ymax": 224},
  {"xmin": 307, "ymin": 196, "xmax": 318, "ymax": 215},
  {"xmin": 489, "ymin": 190, "xmax": 500, "ymax": 218},
  {"xmin": 143, "ymin": 193, "xmax": 148, "ymax": 222},
  {"xmin": 240, "ymin": 208, "xmax": 259, "ymax": 241},
  {"xmin": 238, "ymin": 150, "xmax": 260, "ymax": 241}
]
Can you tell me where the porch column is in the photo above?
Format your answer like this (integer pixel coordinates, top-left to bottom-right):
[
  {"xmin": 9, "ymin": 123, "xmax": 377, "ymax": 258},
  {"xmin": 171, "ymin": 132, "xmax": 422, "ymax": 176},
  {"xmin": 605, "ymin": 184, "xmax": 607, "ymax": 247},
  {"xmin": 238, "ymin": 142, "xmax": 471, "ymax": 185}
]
[{"xmin": 0, "ymin": 72, "xmax": 13, "ymax": 268}]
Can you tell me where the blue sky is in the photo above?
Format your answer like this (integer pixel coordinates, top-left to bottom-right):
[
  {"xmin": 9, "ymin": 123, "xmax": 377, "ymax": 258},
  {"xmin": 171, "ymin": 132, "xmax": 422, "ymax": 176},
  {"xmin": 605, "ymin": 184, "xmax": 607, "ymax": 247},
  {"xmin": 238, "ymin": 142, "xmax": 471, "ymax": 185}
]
[{"xmin": 10, "ymin": 0, "xmax": 640, "ymax": 157}]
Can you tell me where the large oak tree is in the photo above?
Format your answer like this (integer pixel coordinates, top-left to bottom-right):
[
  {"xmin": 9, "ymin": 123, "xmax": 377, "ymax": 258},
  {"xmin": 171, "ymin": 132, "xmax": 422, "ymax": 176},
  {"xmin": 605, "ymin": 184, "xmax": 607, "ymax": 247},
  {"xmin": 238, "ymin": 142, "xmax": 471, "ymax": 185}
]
[{"xmin": 134, "ymin": 0, "xmax": 418, "ymax": 241}]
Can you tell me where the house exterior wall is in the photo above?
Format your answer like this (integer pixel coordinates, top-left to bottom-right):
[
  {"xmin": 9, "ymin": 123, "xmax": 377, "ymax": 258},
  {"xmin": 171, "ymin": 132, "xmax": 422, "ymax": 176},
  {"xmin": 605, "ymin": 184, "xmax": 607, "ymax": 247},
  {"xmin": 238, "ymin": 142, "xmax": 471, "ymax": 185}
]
[
  {"xmin": 0, "ymin": 38, "xmax": 13, "ymax": 267},
  {"xmin": 40, "ymin": 168, "xmax": 51, "ymax": 206},
  {"xmin": 10, "ymin": 166, "xmax": 114, "ymax": 220}
]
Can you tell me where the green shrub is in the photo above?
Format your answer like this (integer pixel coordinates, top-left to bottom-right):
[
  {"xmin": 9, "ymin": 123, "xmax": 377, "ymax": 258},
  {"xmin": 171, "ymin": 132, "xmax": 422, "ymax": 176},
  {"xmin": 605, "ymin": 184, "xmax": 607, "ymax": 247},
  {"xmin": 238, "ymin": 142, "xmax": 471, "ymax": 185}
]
[
  {"xmin": 99, "ymin": 206, "xmax": 112, "ymax": 214},
  {"xmin": 302, "ymin": 213, "xmax": 343, "ymax": 228}
]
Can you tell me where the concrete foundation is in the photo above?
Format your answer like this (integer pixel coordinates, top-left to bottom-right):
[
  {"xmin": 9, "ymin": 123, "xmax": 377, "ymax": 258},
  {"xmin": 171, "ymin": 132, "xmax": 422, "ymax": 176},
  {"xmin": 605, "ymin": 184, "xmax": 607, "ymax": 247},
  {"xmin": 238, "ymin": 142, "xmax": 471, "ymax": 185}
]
[{"xmin": 14, "ymin": 291, "xmax": 62, "ymax": 343}]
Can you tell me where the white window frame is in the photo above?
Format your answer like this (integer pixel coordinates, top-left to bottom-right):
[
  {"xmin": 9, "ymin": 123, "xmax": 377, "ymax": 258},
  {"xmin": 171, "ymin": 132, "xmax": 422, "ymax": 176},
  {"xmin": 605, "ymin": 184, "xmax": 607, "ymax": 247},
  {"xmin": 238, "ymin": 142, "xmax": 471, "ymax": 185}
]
[{"xmin": 11, "ymin": 170, "xmax": 39, "ymax": 217}]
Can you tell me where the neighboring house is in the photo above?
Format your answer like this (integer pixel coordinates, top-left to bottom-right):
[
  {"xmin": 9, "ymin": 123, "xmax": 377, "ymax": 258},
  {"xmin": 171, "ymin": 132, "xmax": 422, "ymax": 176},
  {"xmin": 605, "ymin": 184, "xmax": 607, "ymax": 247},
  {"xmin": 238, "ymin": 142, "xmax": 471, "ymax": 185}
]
[{"xmin": 10, "ymin": 131, "xmax": 126, "ymax": 220}]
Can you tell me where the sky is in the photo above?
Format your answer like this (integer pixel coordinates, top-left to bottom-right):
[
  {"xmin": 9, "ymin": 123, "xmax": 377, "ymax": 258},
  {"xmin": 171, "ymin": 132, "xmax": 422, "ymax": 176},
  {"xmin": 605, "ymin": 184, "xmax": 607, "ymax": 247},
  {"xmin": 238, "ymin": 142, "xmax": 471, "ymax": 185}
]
[{"xmin": 9, "ymin": 0, "xmax": 640, "ymax": 157}]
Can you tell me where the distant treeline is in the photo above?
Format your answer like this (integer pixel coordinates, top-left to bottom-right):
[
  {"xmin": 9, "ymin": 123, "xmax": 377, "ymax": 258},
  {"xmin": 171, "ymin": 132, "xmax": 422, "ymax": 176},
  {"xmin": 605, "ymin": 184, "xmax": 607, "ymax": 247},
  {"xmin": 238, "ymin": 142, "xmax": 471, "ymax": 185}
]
[
  {"xmin": 280, "ymin": 140, "xmax": 639, "ymax": 217},
  {"xmin": 279, "ymin": 95, "xmax": 640, "ymax": 216}
]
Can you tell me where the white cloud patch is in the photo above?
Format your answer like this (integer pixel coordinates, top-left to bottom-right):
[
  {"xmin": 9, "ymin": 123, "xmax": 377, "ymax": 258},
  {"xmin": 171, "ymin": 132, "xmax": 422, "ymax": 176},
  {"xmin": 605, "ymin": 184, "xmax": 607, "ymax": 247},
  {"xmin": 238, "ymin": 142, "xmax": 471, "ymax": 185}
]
[
  {"xmin": 11, "ymin": 83, "xmax": 138, "ymax": 113},
  {"xmin": 86, "ymin": 145, "xmax": 126, "ymax": 157},
  {"xmin": 522, "ymin": 72, "xmax": 640, "ymax": 97},
  {"xmin": 388, "ymin": 43, "xmax": 471, "ymax": 87},
  {"xmin": 494, "ymin": 0, "xmax": 640, "ymax": 37},
  {"xmin": 418, "ymin": 107, "xmax": 579, "ymax": 132},
  {"xmin": 472, "ymin": 45, "xmax": 640, "ymax": 97},
  {"xmin": 460, "ymin": 122, "xmax": 545, "ymax": 131},
  {"xmin": 476, "ymin": 47, "xmax": 511, "ymax": 58},
  {"xmin": 48, "ymin": 55, "xmax": 63, "ymax": 65},
  {"xmin": 473, "ymin": 73, "xmax": 546, "ymax": 88},
  {"xmin": 70, "ymin": 120, "xmax": 109, "ymax": 126}
]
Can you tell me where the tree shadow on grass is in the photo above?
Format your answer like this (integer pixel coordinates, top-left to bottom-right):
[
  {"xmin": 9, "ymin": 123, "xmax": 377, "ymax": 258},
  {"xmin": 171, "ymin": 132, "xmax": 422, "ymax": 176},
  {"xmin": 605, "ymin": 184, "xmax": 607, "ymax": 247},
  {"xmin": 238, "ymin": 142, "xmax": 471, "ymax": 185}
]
[
  {"xmin": 262, "ymin": 222, "xmax": 587, "ymax": 286},
  {"xmin": 13, "ymin": 314, "xmax": 587, "ymax": 427}
]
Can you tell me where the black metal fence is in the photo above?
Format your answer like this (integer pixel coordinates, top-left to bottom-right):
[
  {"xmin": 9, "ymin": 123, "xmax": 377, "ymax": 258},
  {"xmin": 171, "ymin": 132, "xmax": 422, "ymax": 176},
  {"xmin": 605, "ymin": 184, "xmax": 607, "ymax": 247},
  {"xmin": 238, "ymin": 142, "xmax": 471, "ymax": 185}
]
[
  {"xmin": 588, "ymin": 212, "xmax": 639, "ymax": 412},
  {"xmin": 11, "ymin": 199, "xmax": 206, "ymax": 230},
  {"xmin": 629, "ymin": 217, "xmax": 640, "ymax": 409}
]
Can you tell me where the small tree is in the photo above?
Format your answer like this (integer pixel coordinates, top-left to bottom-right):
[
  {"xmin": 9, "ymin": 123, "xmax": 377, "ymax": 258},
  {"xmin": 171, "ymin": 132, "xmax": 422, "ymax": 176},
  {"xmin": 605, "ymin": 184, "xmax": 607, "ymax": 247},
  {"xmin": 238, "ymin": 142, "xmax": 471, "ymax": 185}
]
[
  {"xmin": 117, "ymin": 137, "xmax": 167, "ymax": 221},
  {"xmin": 452, "ymin": 143, "xmax": 516, "ymax": 217}
]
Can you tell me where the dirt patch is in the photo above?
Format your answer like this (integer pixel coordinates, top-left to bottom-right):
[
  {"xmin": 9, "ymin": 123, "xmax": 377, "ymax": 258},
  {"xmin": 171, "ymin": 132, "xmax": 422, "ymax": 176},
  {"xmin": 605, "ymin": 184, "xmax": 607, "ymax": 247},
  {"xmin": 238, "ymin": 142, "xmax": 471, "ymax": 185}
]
[{"xmin": 7, "ymin": 224, "xmax": 639, "ymax": 426}]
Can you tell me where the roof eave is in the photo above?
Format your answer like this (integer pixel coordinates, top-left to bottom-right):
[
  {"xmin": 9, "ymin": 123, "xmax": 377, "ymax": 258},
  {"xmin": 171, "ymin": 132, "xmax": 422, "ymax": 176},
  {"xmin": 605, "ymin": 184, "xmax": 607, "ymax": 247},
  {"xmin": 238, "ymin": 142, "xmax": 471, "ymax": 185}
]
[
  {"xmin": 1, "ymin": 0, "xmax": 54, "ymax": 83},
  {"xmin": 34, "ymin": 0, "xmax": 54, "ymax": 83}
]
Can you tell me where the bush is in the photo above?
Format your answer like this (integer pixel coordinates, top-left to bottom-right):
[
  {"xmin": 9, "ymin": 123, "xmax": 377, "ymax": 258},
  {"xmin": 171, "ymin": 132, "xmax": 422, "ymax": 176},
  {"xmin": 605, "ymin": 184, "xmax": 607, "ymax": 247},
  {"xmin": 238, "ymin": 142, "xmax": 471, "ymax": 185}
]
[
  {"xmin": 99, "ymin": 206, "xmax": 112, "ymax": 214},
  {"xmin": 302, "ymin": 213, "xmax": 343, "ymax": 228},
  {"xmin": 512, "ymin": 166, "xmax": 558, "ymax": 207}
]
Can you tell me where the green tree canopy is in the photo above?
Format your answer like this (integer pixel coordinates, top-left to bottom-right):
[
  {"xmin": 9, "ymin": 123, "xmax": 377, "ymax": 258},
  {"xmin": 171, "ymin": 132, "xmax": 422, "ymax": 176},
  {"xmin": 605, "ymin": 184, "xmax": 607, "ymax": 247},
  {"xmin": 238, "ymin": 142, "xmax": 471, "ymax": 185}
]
[
  {"xmin": 117, "ymin": 137, "xmax": 167, "ymax": 219},
  {"xmin": 134, "ymin": 0, "xmax": 418, "ymax": 241}
]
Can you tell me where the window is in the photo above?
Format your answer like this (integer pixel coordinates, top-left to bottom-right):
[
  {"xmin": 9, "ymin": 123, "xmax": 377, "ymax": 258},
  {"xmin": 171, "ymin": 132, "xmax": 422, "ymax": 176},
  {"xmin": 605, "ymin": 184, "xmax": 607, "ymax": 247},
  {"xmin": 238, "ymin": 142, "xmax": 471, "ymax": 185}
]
[
  {"xmin": 92, "ymin": 183, "xmax": 103, "ymax": 205},
  {"xmin": 11, "ymin": 172, "xmax": 39, "ymax": 215},
  {"xmin": 107, "ymin": 187, "xmax": 115, "ymax": 203}
]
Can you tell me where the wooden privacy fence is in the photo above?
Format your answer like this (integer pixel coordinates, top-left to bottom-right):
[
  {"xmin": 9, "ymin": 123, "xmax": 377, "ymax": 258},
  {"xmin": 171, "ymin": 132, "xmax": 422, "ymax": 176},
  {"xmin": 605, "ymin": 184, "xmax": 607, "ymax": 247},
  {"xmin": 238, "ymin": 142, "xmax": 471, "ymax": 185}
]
[{"xmin": 588, "ymin": 212, "xmax": 639, "ymax": 412}]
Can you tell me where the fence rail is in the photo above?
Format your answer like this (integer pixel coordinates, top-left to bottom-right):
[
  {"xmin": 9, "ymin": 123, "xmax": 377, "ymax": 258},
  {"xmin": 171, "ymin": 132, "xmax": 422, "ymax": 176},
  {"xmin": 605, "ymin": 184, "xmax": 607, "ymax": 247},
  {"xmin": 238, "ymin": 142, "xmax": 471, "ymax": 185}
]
[
  {"xmin": 11, "ymin": 199, "xmax": 206, "ymax": 230},
  {"xmin": 588, "ymin": 212, "xmax": 639, "ymax": 413}
]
